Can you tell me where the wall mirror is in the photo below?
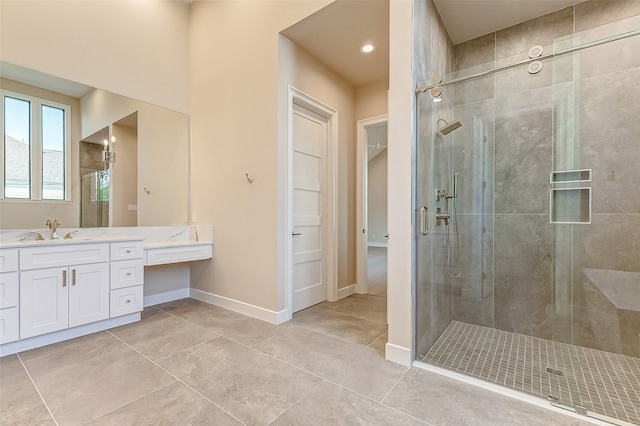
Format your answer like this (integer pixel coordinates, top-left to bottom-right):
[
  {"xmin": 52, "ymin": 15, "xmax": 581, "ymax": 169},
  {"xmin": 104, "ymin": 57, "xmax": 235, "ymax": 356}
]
[{"xmin": 0, "ymin": 61, "xmax": 190, "ymax": 230}]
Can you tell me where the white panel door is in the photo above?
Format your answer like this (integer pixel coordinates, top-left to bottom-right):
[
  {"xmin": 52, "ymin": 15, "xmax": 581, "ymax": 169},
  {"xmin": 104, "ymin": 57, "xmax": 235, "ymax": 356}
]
[
  {"xmin": 69, "ymin": 263, "xmax": 110, "ymax": 328},
  {"xmin": 292, "ymin": 103, "xmax": 327, "ymax": 312},
  {"xmin": 20, "ymin": 267, "xmax": 69, "ymax": 339}
]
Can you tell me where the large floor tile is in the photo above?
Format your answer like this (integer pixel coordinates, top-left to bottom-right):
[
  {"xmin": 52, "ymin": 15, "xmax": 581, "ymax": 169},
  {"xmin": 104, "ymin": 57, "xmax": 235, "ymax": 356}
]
[
  {"xmin": 291, "ymin": 306, "xmax": 387, "ymax": 346},
  {"xmin": 368, "ymin": 332, "xmax": 388, "ymax": 354},
  {"xmin": 170, "ymin": 301, "xmax": 291, "ymax": 346},
  {"xmin": 109, "ymin": 308, "xmax": 219, "ymax": 361},
  {"xmin": 154, "ymin": 298, "xmax": 212, "ymax": 317},
  {"xmin": 271, "ymin": 380, "xmax": 425, "ymax": 426},
  {"xmin": 87, "ymin": 381, "xmax": 241, "ymax": 425},
  {"xmin": 0, "ymin": 354, "xmax": 43, "ymax": 419},
  {"xmin": 18, "ymin": 330, "xmax": 113, "ymax": 362},
  {"xmin": 155, "ymin": 336, "xmax": 322, "ymax": 426},
  {"xmin": 335, "ymin": 298, "xmax": 387, "ymax": 324},
  {"xmin": 349, "ymin": 293, "xmax": 388, "ymax": 305},
  {"xmin": 314, "ymin": 297, "xmax": 355, "ymax": 311},
  {"xmin": 383, "ymin": 368, "xmax": 592, "ymax": 426},
  {"xmin": 0, "ymin": 403, "xmax": 55, "ymax": 425},
  {"xmin": 22, "ymin": 332, "xmax": 176, "ymax": 425},
  {"xmin": 254, "ymin": 326, "xmax": 407, "ymax": 401}
]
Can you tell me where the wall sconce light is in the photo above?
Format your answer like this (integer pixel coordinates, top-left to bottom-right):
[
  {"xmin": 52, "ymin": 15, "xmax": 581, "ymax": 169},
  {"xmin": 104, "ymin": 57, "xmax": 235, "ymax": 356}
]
[{"xmin": 102, "ymin": 136, "xmax": 116, "ymax": 164}]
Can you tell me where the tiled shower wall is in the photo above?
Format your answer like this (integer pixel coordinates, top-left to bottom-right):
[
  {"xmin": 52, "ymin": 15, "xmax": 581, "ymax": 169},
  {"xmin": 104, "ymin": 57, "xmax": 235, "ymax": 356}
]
[{"xmin": 415, "ymin": 0, "xmax": 640, "ymax": 359}]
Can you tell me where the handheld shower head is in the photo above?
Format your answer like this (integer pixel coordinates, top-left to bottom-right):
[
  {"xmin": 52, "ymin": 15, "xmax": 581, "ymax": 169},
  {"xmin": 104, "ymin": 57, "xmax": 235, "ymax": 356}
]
[{"xmin": 437, "ymin": 118, "xmax": 462, "ymax": 135}]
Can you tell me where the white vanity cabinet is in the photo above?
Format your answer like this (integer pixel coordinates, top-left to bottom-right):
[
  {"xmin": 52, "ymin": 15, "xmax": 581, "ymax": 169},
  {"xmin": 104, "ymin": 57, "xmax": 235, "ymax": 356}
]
[
  {"xmin": 19, "ymin": 244, "xmax": 110, "ymax": 339},
  {"xmin": 109, "ymin": 241, "xmax": 144, "ymax": 318},
  {"xmin": 0, "ymin": 249, "xmax": 19, "ymax": 344}
]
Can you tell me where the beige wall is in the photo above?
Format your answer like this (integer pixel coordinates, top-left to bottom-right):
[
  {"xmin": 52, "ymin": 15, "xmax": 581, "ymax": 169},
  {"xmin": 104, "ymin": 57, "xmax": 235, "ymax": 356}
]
[
  {"xmin": 188, "ymin": 0, "xmax": 332, "ymax": 313},
  {"xmin": 368, "ymin": 150, "xmax": 388, "ymax": 245},
  {"xmin": 386, "ymin": 0, "xmax": 414, "ymax": 365},
  {"xmin": 111, "ymin": 124, "xmax": 137, "ymax": 227},
  {"xmin": 0, "ymin": 78, "xmax": 82, "ymax": 229},
  {"xmin": 279, "ymin": 36, "xmax": 357, "ymax": 293},
  {"xmin": 0, "ymin": 0, "xmax": 190, "ymax": 114},
  {"xmin": 81, "ymin": 89, "xmax": 189, "ymax": 226},
  {"xmin": 356, "ymin": 79, "xmax": 388, "ymax": 121}
]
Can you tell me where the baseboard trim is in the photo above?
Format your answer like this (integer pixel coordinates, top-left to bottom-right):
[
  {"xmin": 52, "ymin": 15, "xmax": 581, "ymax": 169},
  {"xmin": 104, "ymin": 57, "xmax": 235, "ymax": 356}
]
[
  {"xmin": 0, "ymin": 313, "xmax": 140, "ymax": 357},
  {"xmin": 337, "ymin": 284, "xmax": 356, "ymax": 299},
  {"xmin": 367, "ymin": 242, "xmax": 388, "ymax": 248},
  {"xmin": 385, "ymin": 342, "xmax": 412, "ymax": 366},
  {"xmin": 144, "ymin": 288, "xmax": 190, "ymax": 307},
  {"xmin": 190, "ymin": 288, "xmax": 287, "ymax": 325}
]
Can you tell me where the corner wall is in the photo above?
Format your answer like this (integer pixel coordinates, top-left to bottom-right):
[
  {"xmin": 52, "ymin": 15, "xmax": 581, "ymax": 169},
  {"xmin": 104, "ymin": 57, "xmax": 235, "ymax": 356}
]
[{"xmin": 386, "ymin": 0, "xmax": 415, "ymax": 365}]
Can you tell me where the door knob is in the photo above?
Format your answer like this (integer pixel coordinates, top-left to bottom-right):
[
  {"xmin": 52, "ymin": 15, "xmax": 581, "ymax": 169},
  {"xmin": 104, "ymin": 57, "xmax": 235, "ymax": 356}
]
[{"xmin": 292, "ymin": 232, "xmax": 302, "ymax": 236}]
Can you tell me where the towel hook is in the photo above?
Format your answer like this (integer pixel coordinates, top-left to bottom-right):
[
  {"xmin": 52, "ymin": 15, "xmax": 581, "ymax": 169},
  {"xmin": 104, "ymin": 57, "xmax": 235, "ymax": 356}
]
[{"xmin": 245, "ymin": 173, "xmax": 254, "ymax": 184}]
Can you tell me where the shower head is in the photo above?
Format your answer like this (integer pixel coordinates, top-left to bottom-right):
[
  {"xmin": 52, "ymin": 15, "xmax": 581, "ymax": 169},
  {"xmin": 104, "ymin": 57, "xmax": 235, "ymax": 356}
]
[{"xmin": 437, "ymin": 118, "xmax": 462, "ymax": 135}]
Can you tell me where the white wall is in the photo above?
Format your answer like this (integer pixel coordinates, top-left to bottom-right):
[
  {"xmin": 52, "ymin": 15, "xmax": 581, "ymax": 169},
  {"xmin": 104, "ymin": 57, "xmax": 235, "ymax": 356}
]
[
  {"xmin": 0, "ymin": 0, "xmax": 190, "ymax": 114},
  {"xmin": 386, "ymin": 0, "xmax": 414, "ymax": 365},
  {"xmin": 188, "ymin": 0, "xmax": 332, "ymax": 316},
  {"xmin": 0, "ymin": 78, "xmax": 82, "ymax": 229}
]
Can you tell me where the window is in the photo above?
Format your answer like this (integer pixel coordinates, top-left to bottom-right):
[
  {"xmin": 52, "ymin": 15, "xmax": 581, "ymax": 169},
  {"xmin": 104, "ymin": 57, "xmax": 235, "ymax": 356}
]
[{"xmin": 1, "ymin": 90, "xmax": 71, "ymax": 201}]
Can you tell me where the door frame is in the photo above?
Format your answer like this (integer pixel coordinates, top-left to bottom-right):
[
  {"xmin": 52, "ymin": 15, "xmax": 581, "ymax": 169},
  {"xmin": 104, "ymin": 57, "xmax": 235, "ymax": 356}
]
[
  {"xmin": 286, "ymin": 86, "xmax": 338, "ymax": 320},
  {"xmin": 356, "ymin": 114, "xmax": 388, "ymax": 294}
]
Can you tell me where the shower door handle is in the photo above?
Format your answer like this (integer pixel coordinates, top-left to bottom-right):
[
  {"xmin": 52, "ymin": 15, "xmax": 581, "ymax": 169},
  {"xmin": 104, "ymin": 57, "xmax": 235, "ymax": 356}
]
[{"xmin": 420, "ymin": 206, "xmax": 428, "ymax": 236}]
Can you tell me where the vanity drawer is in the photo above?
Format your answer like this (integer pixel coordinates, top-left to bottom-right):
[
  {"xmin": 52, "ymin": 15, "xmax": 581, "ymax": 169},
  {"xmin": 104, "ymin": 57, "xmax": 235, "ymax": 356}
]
[
  {"xmin": 0, "ymin": 272, "xmax": 18, "ymax": 309},
  {"xmin": 110, "ymin": 260, "xmax": 144, "ymax": 290},
  {"xmin": 0, "ymin": 306, "xmax": 19, "ymax": 344},
  {"xmin": 0, "ymin": 249, "xmax": 19, "ymax": 273},
  {"xmin": 20, "ymin": 244, "xmax": 109, "ymax": 270},
  {"xmin": 110, "ymin": 241, "xmax": 144, "ymax": 261},
  {"xmin": 110, "ymin": 286, "xmax": 143, "ymax": 318}
]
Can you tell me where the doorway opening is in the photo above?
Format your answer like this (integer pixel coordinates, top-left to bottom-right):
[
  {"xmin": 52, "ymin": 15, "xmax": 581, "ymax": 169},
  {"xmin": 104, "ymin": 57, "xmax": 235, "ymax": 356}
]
[{"xmin": 357, "ymin": 115, "xmax": 388, "ymax": 297}]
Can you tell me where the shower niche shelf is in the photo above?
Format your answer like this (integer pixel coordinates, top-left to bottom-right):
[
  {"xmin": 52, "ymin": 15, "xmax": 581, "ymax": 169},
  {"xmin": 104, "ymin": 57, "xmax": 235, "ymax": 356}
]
[
  {"xmin": 550, "ymin": 169, "xmax": 592, "ymax": 224},
  {"xmin": 550, "ymin": 169, "xmax": 591, "ymax": 183},
  {"xmin": 550, "ymin": 187, "xmax": 591, "ymax": 224}
]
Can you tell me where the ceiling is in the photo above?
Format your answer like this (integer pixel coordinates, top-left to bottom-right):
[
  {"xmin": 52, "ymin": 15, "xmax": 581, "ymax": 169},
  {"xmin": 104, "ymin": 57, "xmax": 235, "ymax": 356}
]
[
  {"xmin": 282, "ymin": 0, "xmax": 586, "ymax": 87},
  {"xmin": 281, "ymin": 0, "xmax": 390, "ymax": 88}
]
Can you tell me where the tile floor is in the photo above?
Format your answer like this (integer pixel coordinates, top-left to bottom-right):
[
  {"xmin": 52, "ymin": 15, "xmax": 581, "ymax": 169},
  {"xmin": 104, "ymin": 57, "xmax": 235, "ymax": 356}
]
[
  {"xmin": 1, "ymin": 296, "xmax": 595, "ymax": 425},
  {"xmin": 423, "ymin": 320, "xmax": 640, "ymax": 425}
]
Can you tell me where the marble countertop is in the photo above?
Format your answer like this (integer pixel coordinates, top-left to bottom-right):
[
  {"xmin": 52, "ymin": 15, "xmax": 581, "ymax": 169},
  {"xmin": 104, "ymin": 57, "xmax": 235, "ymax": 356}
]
[{"xmin": 0, "ymin": 226, "xmax": 213, "ymax": 250}]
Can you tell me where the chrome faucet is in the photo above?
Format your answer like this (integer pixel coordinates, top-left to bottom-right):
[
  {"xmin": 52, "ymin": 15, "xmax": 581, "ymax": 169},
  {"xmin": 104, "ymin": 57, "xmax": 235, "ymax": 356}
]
[
  {"xmin": 46, "ymin": 219, "xmax": 61, "ymax": 240},
  {"xmin": 435, "ymin": 208, "xmax": 450, "ymax": 226},
  {"xmin": 20, "ymin": 231, "xmax": 45, "ymax": 241}
]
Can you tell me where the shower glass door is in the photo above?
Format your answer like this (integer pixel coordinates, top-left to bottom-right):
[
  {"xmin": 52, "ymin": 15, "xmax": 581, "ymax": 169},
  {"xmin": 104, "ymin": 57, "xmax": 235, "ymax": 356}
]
[
  {"xmin": 415, "ymin": 13, "xmax": 640, "ymax": 426},
  {"xmin": 81, "ymin": 170, "xmax": 110, "ymax": 228}
]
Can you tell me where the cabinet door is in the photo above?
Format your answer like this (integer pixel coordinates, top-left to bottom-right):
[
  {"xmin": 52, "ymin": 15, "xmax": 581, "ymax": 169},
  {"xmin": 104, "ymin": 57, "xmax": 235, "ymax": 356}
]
[
  {"xmin": 69, "ymin": 263, "xmax": 110, "ymax": 328},
  {"xmin": 20, "ymin": 268, "xmax": 69, "ymax": 339}
]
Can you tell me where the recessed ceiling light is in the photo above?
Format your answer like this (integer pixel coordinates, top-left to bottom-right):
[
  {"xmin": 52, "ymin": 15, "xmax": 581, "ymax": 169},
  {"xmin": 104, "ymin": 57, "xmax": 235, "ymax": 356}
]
[{"xmin": 360, "ymin": 44, "xmax": 376, "ymax": 53}]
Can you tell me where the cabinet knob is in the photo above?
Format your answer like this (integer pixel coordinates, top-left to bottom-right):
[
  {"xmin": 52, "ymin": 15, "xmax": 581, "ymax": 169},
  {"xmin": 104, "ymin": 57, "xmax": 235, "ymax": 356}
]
[
  {"xmin": 125, "ymin": 299, "xmax": 131, "ymax": 304},
  {"xmin": 125, "ymin": 249, "xmax": 131, "ymax": 254},
  {"xmin": 126, "ymin": 272, "xmax": 132, "ymax": 276}
]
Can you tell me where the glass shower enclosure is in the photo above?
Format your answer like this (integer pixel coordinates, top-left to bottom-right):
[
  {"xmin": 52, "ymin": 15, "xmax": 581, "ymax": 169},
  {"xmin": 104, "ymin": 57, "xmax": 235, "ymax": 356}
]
[
  {"xmin": 81, "ymin": 170, "xmax": 110, "ymax": 228},
  {"xmin": 414, "ymin": 11, "xmax": 640, "ymax": 426}
]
